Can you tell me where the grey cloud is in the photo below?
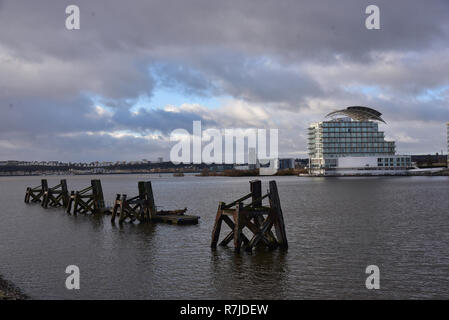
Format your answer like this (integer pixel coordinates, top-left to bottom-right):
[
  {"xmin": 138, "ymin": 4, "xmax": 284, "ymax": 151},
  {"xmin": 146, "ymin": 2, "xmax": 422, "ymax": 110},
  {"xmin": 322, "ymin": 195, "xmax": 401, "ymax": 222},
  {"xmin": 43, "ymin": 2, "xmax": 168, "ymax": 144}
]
[
  {"xmin": 112, "ymin": 107, "xmax": 219, "ymax": 134},
  {"xmin": 2, "ymin": 0, "xmax": 448, "ymax": 104},
  {"xmin": 0, "ymin": 96, "xmax": 108, "ymax": 135},
  {"xmin": 4, "ymin": 0, "xmax": 445, "ymax": 59},
  {"xmin": 1, "ymin": 0, "xmax": 449, "ymax": 159},
  {"xmin": 0, "ymin": 131, "xmax": 171, "ymax": 162},
  {"xmin": 152, "ymin": 63, "xmax": 220, "ymax": 97}
]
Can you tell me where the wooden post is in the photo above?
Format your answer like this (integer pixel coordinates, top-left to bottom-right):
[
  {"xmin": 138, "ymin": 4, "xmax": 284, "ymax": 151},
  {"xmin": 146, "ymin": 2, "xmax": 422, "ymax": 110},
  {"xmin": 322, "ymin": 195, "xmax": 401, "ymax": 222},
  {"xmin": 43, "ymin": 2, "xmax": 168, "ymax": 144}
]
[
  {"xmin": 24, "ymin": 187, "xmax": 31, "ymax": 203},
  {"xmin": 66, "ymin": 191, "xmax": 75, "ymax": 213},
  {"xmin": 269, "ymin": 180, "xmax": 288, "ymax": 249},
  {"xmin": 109, "ymin": 181, "xmax": 197, "ymax": 225},
  {"xmin": 210, "ymin": 180, "xmax": 287, "ymax": 253},
  {"xmin": 34, "ymin": 179, "xmax": 197, "ymax": 224},
  {"xmin": 66, "ymin": 180, "xmax": 108, "ymax": 215},
  {"xmin": 233, "ymin": 202, "xmax": 244, "ymax": 252},
  {"xmin": 60, "ymin": 179, "xmax": 69, "ymax": 208},
  {"xmin": 138, "ymin": 182, "xmax": 146, "ymax": 221},
  {"xmin": 249, "ymin": 179, "xmax": 266, "ymax": 247},
  {"xmin": 211, "ymin": 202, "xmax": 225, "ymax": 248},
  {"xmin": 41, "ymin": 179, "xmax": 68, "ymax": 208},
  {"xmin": 91, "ymin": 180, "xmax": 105, "ymax": 213},
  {"xmin": 118, "ymin": 194, "xmax": 127, "ymax": 224},
  {"xmin": 220, "ymin": 215, "xmax": 249, "ymax": 247},
  {"xmin": 41, "ymin": 189, "xmax": 49, "ymax": 208},
  {"xmin": 250, "ymin": 180, "xmax": 262, "ymax": 207},
  {"xmin": 73, "ymin": 191, "xmax": 80, "ymax": 214},
  {"xmin": 41, "ymin": 179, "xmax": 48, "ymax": 195},
  {"xmin": 24, "ymin": 179, "xmax": 48, "ymax": 203},
  {"xmin": 39, "ymin": 179, "xmax": 49, "ymax": 206},
  {"xmin": 139, "ymin": 181, "xmax": 156, "ymax": 220},
  {"xmin": 111, "ymin": 194, "xmax": 121, "ymax": 222}
]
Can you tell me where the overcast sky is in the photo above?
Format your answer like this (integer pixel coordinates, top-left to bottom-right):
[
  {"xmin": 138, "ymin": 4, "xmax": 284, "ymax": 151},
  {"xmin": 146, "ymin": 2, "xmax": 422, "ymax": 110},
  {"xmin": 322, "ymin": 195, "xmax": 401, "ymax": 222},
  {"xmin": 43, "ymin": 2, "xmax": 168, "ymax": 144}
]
[{"xmin": 1, "ymin": 0, "xmax": 448, "ymax": 162}]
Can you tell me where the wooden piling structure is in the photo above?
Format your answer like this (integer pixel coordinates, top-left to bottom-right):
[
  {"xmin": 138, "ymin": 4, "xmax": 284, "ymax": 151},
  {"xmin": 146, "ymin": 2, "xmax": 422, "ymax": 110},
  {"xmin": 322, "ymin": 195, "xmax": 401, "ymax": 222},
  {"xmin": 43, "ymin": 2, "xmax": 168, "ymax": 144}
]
[
  {"xmin": 111, "ymin": 181, "xmax": 199, "ymax": 225},
  {"xmin": 25, "ymin": 179, "xmax": 198, "ymax": 225},
  {"xmin": 211, "ymin": 180, "xmax": 288, "ymax": 252},
  {"xmin": 24, "ymin": 179, "xmax": 48, "ymax": 203},
  {"xmin": 66, "ymin": 179, "xmax": 109, "ymax": 215},
  {"xmin": 41, "ymin": 179, "xmax": 69, "ymax": 208},
  {"xmin": 111, "ymin": 181, "xmax": 156, "ymax": 224}
]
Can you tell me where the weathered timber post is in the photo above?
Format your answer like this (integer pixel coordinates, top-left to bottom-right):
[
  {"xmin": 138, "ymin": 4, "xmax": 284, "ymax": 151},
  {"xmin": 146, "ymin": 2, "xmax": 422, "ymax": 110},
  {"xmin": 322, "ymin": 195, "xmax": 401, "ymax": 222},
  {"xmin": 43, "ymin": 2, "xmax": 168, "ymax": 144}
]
[
  {"xmin": 91, "ymin": 179, "xmax": 106, "ymax": 214},
  {"xmin": 110, "ymin": 181, "xmax": 198, "ymax": 225},
  {"xmin": 233, "ymin": 202, "xmax": 244, "ymax": 252},
  {"xmin": 211, "ymin": 202, "xmax": 225, "ymax": 248},
  {"xmin": 66, "ymin": 191, "xmax": 75, "ymax": 214},
  {"xmin": 24, "ymin": 179, "xmax": 48, "ymax": 203},
  {"xmin": 138, "ymin": 181, "xmax": 156, "ymax": 221},
  {"xmin": 24, "ymin": 187, "xmax": 31, "ymax": 203},
  {"xmin": 250, "ymin": 180, "xmax": 262, "ymax": 207},
  {"xmin": 72, "ymin": 191, "xmax": 81, "ymax": 214},
  {"xmin": 66, "ymin": 180, "xmax": 108, "ymax": 215},
  {"xmin": 111, "ymin": 194, "xmax": 121, "ymax": 222},
  {"xmin": 210, "ymin": 180, "xmax": 288, "ymax": 253},
  {"xmin": 61, "ymin": 179, "xmax": 69, "ymax": 207},
  {"xmin": 118, "ymin": 194, "xmax": 128, "ymax": 224},
  {"xmin": 42, "ymin": 179, "xmax": 69, "ymax": 208},
  {"xmin": 268, "ymin": 181, "xmax": 288, "ymax": 249},
  {"xmin": 41, "ymin": 179, "xmax": 48, "ymax": 199},
  {"xmin": 249, "ymin": 179, "xmax": 265, "ymax": 242},
  {"xmin": 110, "ymin": 181, "xmax": 154, "ymax": 224},
  {"xmin": 41, "ymin": 188, "xmax": 49, "ymax": 208}
]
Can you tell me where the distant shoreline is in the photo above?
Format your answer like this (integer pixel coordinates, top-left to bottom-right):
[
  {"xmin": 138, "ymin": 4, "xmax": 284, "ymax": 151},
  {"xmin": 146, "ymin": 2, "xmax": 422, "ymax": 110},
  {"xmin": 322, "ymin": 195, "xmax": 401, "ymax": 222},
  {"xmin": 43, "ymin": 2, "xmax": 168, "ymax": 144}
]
[
  {"xmin": 0, "ymin": 275, "xmax": 29, "ymax": 300},
  {"xmin": 0, "ymin": 168, "xmax": 448, "ymax": 178}
]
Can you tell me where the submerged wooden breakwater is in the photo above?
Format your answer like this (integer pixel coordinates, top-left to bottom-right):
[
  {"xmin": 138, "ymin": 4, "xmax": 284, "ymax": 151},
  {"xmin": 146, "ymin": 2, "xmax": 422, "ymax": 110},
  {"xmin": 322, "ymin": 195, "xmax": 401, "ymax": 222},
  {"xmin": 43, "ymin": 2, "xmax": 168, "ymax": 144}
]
[
  {"xmin": 111, "ymin": 181, "xmax": 197, "ymax": 225},
  {"xmin": 24, "ymin": 179, "xmax": 48, "ymax": 204},
  {"xmin": 66, "ymin": 179, "xmax": 108, "ymax": 215},
  {"xmin": 211, "ymin": 180, "xmax": 288, "ymax": 252},
  {"xmin": 24, "ymin": 179, "xmax": 70, "ymax": 209},
  {"xmin": 24, "ymin": 179, "xmax": 288, "ymax": 253},
  {"xmin": 25, "ymin": 179, "xmax": 198, "ymax": 225},
  {"xmin": 42, "ymin": 179, "xmax": 69, "ymax": 208}
]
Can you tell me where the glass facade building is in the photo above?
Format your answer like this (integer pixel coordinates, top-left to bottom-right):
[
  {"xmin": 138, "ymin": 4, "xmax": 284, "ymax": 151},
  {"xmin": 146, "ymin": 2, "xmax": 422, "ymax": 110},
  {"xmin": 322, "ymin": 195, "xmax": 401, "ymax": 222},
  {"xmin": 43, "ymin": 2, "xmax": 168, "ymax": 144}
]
[{"xmin": 308, "ymin": 107, "xmax": 411, "ymax": 175}]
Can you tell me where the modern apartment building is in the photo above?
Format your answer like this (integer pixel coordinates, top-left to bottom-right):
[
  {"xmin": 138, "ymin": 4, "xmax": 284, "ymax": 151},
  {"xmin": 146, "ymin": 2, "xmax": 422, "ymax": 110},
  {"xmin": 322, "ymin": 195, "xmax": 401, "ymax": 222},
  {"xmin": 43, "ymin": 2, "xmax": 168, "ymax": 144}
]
[{"xmin": 308, "ymin": 106, "xmax": 411, "ymax": 175}]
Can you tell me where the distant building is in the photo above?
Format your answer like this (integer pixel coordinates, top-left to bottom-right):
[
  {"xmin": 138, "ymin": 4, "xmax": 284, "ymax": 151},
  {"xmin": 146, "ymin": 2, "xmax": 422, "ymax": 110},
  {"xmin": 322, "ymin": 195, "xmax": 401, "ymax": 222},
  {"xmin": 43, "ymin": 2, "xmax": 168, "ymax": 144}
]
[
  {"xmin": 278, "ymin": 158, "xmax": 295, "ymax": 170},
  {"xmin": 295, "ymin": 158, "xmax": 309, "ymax": 168},
  {"xmin": 234, "ymin": 165, "xmax": 250, "ymax": 170},
  {"xmin": 157, "ymin": 157, "xmax": 163, "ymax": 163},
  {"xmin": 308, "ymin": 106, "xmax": 411, "ymax": 175},
  {"xmin": 411, "ymin": 154, "xmax": 447, "ymax": 167}
]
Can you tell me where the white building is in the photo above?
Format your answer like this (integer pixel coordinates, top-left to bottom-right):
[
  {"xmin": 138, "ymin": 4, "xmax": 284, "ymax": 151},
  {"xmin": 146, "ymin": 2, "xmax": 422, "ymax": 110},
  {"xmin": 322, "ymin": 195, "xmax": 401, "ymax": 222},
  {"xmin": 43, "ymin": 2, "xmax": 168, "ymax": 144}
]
[{"xmin": 308, "ymin": 106, "xmax": 411, "ymax": 175}]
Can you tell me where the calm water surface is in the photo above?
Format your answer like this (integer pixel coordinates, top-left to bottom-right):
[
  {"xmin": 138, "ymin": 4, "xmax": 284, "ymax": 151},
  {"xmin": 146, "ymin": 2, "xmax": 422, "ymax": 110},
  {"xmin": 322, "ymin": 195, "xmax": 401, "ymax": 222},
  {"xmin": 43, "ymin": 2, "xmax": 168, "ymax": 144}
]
[{"xmin": 0, "ymin": 174, "xmax": 448, "ymax": 299}]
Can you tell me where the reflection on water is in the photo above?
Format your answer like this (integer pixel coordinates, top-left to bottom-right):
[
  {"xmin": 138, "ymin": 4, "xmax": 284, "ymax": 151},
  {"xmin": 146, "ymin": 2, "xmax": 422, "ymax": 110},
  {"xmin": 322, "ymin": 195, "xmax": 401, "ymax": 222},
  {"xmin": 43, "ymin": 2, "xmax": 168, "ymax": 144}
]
[{"xmin": 0, "ymin": 174, "xmax": 449, "ymax": 299}]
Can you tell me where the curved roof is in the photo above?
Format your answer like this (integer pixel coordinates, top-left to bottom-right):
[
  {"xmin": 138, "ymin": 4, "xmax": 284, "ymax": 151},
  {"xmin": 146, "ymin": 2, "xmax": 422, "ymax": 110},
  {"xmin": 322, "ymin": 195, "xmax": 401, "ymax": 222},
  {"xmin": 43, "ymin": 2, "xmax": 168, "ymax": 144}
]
[{"xmin": 325, "ymin": 106, "xmax": 386, "ymax": 123}]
